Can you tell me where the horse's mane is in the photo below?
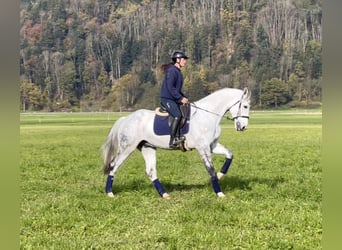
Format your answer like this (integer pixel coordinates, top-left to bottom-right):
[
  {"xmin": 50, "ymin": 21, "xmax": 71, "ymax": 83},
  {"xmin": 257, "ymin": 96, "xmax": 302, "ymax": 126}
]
[{"xmin": 195, "ymin": 88, "xmax": 243, "ymax": 105}]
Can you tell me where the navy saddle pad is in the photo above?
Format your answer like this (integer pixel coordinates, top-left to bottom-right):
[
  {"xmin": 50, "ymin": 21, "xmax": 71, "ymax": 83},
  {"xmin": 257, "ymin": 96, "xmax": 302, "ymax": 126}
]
[{"xmin": 153, "ymin": 115, "xmax": 190, "ymax": 136}]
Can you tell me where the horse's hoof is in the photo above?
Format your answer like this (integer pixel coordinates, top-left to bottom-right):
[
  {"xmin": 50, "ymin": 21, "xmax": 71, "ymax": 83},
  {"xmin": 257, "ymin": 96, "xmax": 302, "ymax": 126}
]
[
  {"xmin": 217, "ymin": 172, "xmax": 224, "ymax": 180},
  {"xmin": 162, "ymin": 193, "xmax": 171, "ymax": 200},
  {"xmin": 107, "ymin": 192, "xmax": 115, "ymax": 198},
  {"xmin": 217, "ymin": 192, "xmax": 225, "ymax": 198}
]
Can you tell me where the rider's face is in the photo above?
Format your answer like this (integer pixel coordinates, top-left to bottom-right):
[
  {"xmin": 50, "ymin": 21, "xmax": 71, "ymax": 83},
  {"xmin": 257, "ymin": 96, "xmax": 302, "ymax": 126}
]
[{"xmin": 179, "ymin": 57, "xmax": 187, "ymax": 68}]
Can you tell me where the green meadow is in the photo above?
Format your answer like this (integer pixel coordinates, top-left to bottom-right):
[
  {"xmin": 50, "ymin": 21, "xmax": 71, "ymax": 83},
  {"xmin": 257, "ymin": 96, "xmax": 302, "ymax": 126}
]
[{"xmin": 20, "ymin": 110, "xmax": 322, "ymax": 249}]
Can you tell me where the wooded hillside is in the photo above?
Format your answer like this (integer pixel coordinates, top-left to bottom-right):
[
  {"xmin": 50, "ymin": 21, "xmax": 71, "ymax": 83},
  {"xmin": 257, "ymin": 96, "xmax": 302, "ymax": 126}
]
[{"xmin": 20, "ymin": 0, "xmax": 322, "ymax": 111}]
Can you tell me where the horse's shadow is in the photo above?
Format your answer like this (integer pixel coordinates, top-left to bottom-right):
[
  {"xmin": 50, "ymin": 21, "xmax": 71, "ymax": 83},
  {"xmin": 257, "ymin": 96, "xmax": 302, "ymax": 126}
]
[
  {"xmin": 164, "ymin": 175, "xmax": 285, "ymax": 193},
  {"xmin": 111, "ymin": 179, "xmax": 205, "ymax": 194},
  {"xmin": 163, "ymin": 182, "xmax": 206, "ymax": 192},
  {"xmin": 219, "ymin": 175, "xmax": 285, "ymax": 191},
  {"xmin": 112, "ymin": 175, "xmax": 285, "ymax": 194}
]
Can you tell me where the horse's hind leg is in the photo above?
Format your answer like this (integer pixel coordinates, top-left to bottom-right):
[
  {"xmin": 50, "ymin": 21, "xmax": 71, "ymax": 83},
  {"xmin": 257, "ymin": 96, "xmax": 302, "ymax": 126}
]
[
  {"xmin": 140, "ymin": 145, "xmax": 170, "ymax": 199},
  {"xmin": 105, "ymin": 146, "xmax": 136, "ymax": 197}
]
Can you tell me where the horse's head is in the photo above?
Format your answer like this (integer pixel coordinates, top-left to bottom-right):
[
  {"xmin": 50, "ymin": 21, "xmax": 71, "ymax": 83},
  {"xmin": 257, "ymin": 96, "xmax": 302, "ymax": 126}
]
[{"xmin": 229, "ymin": 87, "xmax": 251, "ymax": 131}]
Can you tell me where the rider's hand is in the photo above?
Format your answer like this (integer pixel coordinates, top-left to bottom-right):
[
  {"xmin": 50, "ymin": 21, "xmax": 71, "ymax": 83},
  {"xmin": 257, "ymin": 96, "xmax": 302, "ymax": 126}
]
[{"xmin": 181, "ymin": 97, "xmax": 189, "ymax": 104}]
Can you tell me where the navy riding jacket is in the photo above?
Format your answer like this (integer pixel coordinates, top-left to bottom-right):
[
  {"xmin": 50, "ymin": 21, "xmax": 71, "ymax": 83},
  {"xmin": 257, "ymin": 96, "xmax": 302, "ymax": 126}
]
[{"xmin": 160, "ymin": 64, "xmax": 186, "ymax": 103}]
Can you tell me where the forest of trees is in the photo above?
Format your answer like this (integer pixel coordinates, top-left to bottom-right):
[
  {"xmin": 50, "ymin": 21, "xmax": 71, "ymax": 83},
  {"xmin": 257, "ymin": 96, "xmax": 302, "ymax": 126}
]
[{"xmin": 20, "ymin": 0, "xmax": 322, "ymax": 112}]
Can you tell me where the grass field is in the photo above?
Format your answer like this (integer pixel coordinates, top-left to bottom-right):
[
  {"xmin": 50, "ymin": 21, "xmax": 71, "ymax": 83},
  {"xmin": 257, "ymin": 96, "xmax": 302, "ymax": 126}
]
[{"xmin": 20, "ymin": 110, "xmax": 322, "ymax": 249}]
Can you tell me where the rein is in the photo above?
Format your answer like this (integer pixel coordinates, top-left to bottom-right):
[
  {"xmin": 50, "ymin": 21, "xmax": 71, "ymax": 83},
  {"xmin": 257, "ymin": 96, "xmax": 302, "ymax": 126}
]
[
  {"xmin": 190, "ymin": 98, "xmax": 247, "ymax": 121},
  {"xmin": 190, "ymin": 103, "xmax": 221, "ymax": 117}
]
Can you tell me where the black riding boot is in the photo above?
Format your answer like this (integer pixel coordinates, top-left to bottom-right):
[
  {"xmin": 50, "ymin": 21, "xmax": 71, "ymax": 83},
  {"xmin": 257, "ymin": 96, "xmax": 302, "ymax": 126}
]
[
  {"xmin": 176, "ymin": 122, "xmax": 185, "ymax": 142},
  {"xmin": 169, "ymin": 117, "xmax": 181, "ymax": 148}
]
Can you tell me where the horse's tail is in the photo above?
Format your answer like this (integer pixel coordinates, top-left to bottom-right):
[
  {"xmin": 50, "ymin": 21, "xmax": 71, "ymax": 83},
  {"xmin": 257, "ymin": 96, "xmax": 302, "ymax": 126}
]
[{"xmin": 102, "ymin": 117, "xmax": 126, "ymax": 175}]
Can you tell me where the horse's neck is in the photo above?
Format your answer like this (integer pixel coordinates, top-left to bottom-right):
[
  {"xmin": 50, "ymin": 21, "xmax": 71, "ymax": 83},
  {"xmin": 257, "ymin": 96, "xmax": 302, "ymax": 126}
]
[{"xmin": 195, "ymin": 88, "xmax": 242, "ymax": 117}]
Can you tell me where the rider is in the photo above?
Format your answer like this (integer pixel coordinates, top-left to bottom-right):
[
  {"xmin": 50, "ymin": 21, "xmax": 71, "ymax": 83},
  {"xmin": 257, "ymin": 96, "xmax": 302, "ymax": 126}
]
[{"xmin": 160, "ymin": 50, "xmax": 189, "ymax": 148}]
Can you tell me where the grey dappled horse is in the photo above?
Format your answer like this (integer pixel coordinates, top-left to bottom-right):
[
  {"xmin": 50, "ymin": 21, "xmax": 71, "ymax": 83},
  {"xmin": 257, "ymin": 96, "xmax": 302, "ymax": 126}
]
[{"xmin": 102, "ymin": 87, "xmax": 251, "ymax": 199}]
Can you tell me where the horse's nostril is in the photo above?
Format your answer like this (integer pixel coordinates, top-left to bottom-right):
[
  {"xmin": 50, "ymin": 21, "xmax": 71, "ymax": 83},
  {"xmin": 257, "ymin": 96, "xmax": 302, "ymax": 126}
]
[{"xmin": 238, "ymin": 126, "xmax": 246, "ymax": 131}]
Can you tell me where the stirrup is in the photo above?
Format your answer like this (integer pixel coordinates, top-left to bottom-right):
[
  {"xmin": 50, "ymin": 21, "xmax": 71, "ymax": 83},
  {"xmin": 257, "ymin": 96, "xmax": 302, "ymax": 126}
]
[
  {"xmin": 169, "ymin": 144, "xmax": 178, "ymax": 149},
  {"xmin": 169, "ymin": 142, "xmax": 178, "ymax": 149},
  {"xmin": 174, "ymin": 137, "xmax": 185, "ymax": 144},
  {"xmin": 176, "ymin": 134, "xmax": 185, "ymax": 141},
  {"xmin": 169, "ymin": 139, "xmax": 180, "ymax": 148}
]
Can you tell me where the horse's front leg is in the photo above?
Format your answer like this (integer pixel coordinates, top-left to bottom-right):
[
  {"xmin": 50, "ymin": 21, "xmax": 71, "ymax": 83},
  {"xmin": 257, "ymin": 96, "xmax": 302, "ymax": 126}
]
[
  {"xmin": 140, "ymin": 145, "xmax": 171, "ymax": 199},
  {"xmin": 197, "ymin": 147, "xmax": 225, "ymax": 198},
  {"xmin": 211, "ymin": 142, "xmax": 233, "ymax": 180}
]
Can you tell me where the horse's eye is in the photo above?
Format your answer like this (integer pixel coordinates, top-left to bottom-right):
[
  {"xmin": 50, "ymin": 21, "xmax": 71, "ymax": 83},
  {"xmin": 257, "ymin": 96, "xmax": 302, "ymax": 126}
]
[{"xmin": 243, "ymin": 105, "xmax": 248, "ymax": 109}]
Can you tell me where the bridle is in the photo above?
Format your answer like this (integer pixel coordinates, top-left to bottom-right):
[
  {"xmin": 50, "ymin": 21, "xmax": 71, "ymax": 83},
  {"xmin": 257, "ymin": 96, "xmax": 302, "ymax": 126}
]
[
  {"xmin": 226, "ymin": 98, "xmax": 250, "ymax": 121},
  {"xmin": 190, "ymin": 95, "xmax": 250, "ymax": 121}
]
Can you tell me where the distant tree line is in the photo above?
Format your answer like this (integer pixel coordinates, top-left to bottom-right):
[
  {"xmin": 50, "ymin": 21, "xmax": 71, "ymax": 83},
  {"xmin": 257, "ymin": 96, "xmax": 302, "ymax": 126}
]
[{"xmin": 20, "ymin": 0, "xmax": 322, "ymax": 111}]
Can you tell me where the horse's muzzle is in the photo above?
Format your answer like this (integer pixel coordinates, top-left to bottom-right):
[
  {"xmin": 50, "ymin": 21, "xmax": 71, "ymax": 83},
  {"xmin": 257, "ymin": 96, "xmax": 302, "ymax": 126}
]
[
  {"xmin": 235, "ymin": 120, "xmax": 247, "ymax": 131},
  {"xmin": 237, "ymin": 126, "xmax": 246, "ymax": 131}
]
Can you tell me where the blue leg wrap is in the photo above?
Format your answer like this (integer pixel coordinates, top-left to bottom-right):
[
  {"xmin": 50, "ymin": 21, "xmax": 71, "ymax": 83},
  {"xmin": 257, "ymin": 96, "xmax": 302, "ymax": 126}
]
[
  {"xmin": 211, "ymin": 176, "xmax": 221, "ymax": 194},
  {"xmin": 105, "ymin": 175, "xmax": 114, "ymax": 193},
  {"xmin": 152, "ymin": 179, "xmax": 166, "ymax": 196},
  {"xmin": 220, "ymin": 157, "xmax": 233, "ymax": 174}
]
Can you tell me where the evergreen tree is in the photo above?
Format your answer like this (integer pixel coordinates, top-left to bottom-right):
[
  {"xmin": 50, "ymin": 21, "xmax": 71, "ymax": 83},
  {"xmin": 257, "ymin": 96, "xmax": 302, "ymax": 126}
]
[{"xmin": 260, "ymin": 78, "xmax": 289, "ymax": 107}]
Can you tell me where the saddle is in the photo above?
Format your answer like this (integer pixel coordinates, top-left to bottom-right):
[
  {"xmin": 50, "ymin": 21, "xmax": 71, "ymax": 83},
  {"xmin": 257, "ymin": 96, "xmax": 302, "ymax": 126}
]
[{"xmin": 155, "ymin": 103, "xmax": 190, "ymax": 129}]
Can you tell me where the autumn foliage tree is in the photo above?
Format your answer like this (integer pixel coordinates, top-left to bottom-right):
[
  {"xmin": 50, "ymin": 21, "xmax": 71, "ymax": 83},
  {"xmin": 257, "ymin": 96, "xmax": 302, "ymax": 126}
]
[
  {"xmin": 20, "ymin": 0, "xmax": 322, "ymax": 111},
  {"xmin": 20, "ymin": 80, "xmax": 42, "ymax": 111}
]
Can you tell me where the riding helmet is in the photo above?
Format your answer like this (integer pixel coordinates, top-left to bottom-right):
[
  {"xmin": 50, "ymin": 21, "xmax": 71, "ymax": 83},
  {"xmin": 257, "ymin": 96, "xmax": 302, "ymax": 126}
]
[{"xmin": 171, "ymin": 51, "xmax": 189, "ymax": 61}]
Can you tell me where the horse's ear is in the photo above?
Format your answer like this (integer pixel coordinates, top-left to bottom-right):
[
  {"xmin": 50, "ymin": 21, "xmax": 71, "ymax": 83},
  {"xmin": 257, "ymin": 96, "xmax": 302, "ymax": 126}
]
[{"xmin": 243, "ymin": 87, "xmax": 251, "ymax": 100}]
